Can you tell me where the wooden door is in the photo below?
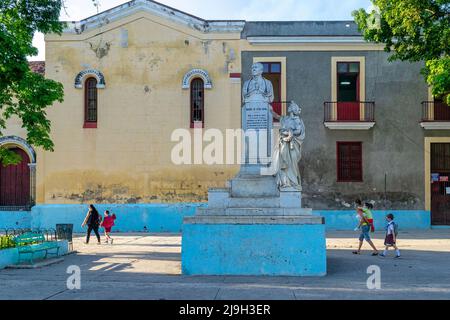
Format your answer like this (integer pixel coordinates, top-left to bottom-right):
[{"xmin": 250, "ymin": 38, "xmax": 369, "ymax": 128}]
[
  {"xmin": 0, "ymin": 148, "xmax": 30, "ymax": 207},
  {"xmin": 431, "ymin": 143, "xmax": 450, "ymax": 225}
]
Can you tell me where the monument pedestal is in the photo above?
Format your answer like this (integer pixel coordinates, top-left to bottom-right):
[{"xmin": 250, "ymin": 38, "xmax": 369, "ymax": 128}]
[
  {"xmin": 181, "ymin": 62, "xmax": 326, "ymax": 276},
  {"xmin": 182, "ymin": 216, "xmax": 326, "ymax": 276},
  {"xmin": 182, "ymin": 176, "xmax": 327, "ymax": 276}
]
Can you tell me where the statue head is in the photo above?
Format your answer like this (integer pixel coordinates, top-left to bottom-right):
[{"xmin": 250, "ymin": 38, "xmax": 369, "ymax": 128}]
[
  {"xmin": 288, "ymin": 101, "xmax": 301, "ymax": 116},
  {"xmin": 251, "ymin": 62, "xmax": 264, "ymax": 77}
]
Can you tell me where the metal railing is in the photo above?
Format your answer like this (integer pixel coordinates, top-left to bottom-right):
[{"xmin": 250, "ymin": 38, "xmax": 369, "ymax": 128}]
[
  {"xmin": 0, "ymin": 228, "xmax": 57, "ymax": 241},
  {"xmin": 422, "ymin": 101, "xmax": 450, "ymax": 122},
  {"xmin": 324, "ymin": 101, "xmax": 375, "ymax": 122}
]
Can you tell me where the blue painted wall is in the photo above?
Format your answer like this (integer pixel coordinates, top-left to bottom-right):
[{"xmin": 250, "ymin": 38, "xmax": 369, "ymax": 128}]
[
  {"xmin": 0, "ymin": 248, "xmax": 18, "ymax": 269},
  {"xmin": 31, "ymin": 204, "xmax": 205, "ymax": 233},
  {"xmin": 314, "ymin": 210, "xmax": 431, "ymax": 231},
  {"xmin": 0, "ymin": 211, "xmax": 31, "ymax": 230},
  {"xmin": 182, "ymin": 223, "xmax": 327, "ymax": 276},
  {"xmin": 0, "ymin": 205, "xmax": 431, "ymax": 232}
]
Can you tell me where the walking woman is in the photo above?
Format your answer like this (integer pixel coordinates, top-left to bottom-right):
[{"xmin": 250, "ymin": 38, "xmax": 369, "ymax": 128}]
[{"xmin": 82, "ymin": 204, "xmax": 102, "ymax": 244}]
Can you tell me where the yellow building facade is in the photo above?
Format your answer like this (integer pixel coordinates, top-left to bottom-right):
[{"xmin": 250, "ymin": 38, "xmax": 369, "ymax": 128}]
[{"xmin": 6, "ymin": 2, "xmax": 252, "ymax": 205}]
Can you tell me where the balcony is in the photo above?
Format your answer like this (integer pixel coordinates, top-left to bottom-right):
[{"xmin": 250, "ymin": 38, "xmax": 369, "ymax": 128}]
[
  {"xmin": 420, "ymin": 101, "xmax": 450, "ymax": 130},
  {"xmin": 324, "ymin": 101, "xmax": 376, "ymax": 130}
]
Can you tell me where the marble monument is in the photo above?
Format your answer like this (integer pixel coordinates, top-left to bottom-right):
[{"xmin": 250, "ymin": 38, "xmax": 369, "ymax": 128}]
[{"xmin": 182, "ymin": 63, "xmax": 326, "ymax": 276}]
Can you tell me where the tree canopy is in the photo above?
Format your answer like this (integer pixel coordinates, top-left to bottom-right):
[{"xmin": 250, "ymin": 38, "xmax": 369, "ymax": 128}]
[
  {"xmin": 353, "ymin": 0, "xmax": 450, "ymax": 104},
  {"xmin": 0, "ymin": 0, "xmax": 65, "ymax": 165}
]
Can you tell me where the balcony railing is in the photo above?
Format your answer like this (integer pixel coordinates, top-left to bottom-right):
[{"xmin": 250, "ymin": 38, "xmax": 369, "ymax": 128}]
[
  {"xmin": 324, "ymin": 101, "xmax": 375, "ymax": 122},
  {"xmin": 422, "ymin": 101, "xmax": 450, "ymax": 122}
]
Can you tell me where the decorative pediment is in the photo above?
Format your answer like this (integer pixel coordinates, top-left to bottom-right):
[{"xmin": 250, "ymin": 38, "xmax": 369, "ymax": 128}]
[
  {"xmin": 182, "ymin": 69, "xmax": 212, "ymax": 89},
  {"xmin": 63, "ymin": 0, "xmax": 245, "ymax": 35},
  {"xmin": 74, "ymin": 69, "xmax": 106, "ymax": 89}
]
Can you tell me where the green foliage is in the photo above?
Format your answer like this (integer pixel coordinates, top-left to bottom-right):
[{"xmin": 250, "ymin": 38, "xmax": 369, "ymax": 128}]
[
  {"xmin": 0, "ymin": 235, "xmax": 16, "ymax": 250},
  {"xmin": 0, "ymin": 0, "xmax": 65, "ymax": 165},
  {"xmin": 353, "ymin": 0, "xmax": 450, "ymax": 104}
]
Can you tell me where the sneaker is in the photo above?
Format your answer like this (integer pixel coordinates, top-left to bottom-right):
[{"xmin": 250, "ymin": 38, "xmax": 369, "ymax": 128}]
[
  {"xmin": 352, "ymin": 251, "xmax": 360, "ymax": 255},
  {"xmin": 395, "ymin": 255, "xmax": 401, "ymax": 259},
  {"xmin": 379, "ymin": 253, "xmax": 386, "ymax": 257},
  {"xmin": 111, "ymin": 239, "xmax": 114, "ymax": 245},
  {"xmin": 372, "ymin": 252, "xmax": 379, "ymax": 256}
]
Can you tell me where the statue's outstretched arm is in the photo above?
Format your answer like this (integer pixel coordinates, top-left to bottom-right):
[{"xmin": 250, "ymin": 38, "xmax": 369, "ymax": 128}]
[
  {"xmin": 270, "ymin": 105, "xmax": 281, "ymax": 120},
  {"xmin": 266, "ymin": 80, "xmax": 274, "ymax": 103}
]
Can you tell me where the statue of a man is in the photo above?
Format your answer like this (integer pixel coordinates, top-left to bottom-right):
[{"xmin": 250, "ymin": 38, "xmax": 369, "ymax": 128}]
[
  {"xmin": 242, "ymin": 62, "xmax": 280, "ymax": 120},
  {"xmin": 274, "ymin": 101, "xmax": 305, "ymax": 190}
]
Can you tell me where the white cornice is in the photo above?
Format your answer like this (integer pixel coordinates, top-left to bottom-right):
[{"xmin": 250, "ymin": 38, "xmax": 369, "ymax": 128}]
[
  {"xmin": 324, "ymin": 122, "xmax": 376, "ymax": 130},
  {"xmin": 63, "ymin": 0, "xmax": 245, "ymax": 35},
  {"xmin": 247, "ymin": 36, "xmax": 366, "ymax": 45},
  {"xmin": 420, "ymin": 122, "xmax": 450, "ymax": 130}
]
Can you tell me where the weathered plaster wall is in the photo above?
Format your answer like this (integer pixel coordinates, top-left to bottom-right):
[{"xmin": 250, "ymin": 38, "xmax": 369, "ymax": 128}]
[
  {"xmin": 243, "ymin": 51, "xmax": 429, "ymax": 210},
  {"xmin": 39, "ymin": 11, "xmax": 243, "ymax": 204}
]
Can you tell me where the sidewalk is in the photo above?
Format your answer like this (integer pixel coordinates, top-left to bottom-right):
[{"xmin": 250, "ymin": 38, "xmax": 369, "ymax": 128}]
[{"xmin": 0, "ymin": 230, "xmax": 449, "ymax": 300}]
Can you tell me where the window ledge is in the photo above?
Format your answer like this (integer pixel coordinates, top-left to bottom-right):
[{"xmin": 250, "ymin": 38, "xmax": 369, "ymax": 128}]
[
  {"xmin": 420, "ymin": 122, "xmax": 450, "ymax": 130},
  {"xmin": 324, "ymin": 122, "xmax": 375, "ymax": 130},
  {"xmin": 83, "ymin": 122, "xmax": 97, "ymax": 129}
]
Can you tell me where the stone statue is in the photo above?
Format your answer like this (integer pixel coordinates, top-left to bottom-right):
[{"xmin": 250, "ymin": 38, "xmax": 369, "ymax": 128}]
[
  {"xmin": 242, "ymin": 62, "xmax": 280, "ymax": 120},
  {"xmin": 240, "ymin": 62, "xmax": 278, "ymax": 166},
  {"xmin": 243, "ymin": 62, "xmax": 273, "ymax": 103},
  {"xmin": 273, "ymin": 101, "xmax": 305, "ymax": 190}
]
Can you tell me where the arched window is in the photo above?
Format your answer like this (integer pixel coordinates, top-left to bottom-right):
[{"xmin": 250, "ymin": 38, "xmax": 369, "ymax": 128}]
[
  {"xmin": 84, "ymin": 77, "xmax": 98, "ymax": 128},
  {"xmin": 190, "ymin": 78, "xmax": 204, "ymax": 128}
]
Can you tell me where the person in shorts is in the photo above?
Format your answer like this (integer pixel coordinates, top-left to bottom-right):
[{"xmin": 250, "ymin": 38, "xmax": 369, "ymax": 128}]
[
  {"xmin": 353, "ymin": 202, "xmax": 379, "ymax": 256},
  {"xmin": 100, "ymin": 210, "xmax": 116, "ymax": 244}
]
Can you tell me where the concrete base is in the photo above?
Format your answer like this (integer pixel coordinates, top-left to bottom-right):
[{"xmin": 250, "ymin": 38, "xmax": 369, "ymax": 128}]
[
  {"xmin": 182, "ymin": 216, "xmax": 326, "ymax": 276},
  {"xmin": 7, "ymin": 257, "xmax": 64, "ymax": 269},
  {"xmin": 0, "ymin": 240, "xmax": 70, "ymax": 270}
]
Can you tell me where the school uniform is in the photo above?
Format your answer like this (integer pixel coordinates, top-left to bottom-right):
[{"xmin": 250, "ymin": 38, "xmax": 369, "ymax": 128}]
[{"xmin": 384, "ymin": 221, "xmax": 396, "ymax": 246}]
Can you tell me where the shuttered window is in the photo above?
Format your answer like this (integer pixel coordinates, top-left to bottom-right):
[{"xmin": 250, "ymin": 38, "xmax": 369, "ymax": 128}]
[
  {"xmin": 190, "ymin": 78, "xmax": 204, "ymax": 128},
  {"xmin": 84, "ymin": 77, "xmax": 98, "ymax": 128},
  {"xmin": 337, "ymin": 142, "xmax": 363, "ymax": 182}
]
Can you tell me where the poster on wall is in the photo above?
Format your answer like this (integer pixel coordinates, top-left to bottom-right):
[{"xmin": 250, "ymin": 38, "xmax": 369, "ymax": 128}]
[
  {"xmin": 432, "ymin": 173, "xmax": 440, "ymax": 182},
  {"xmin": 446, "ymin": 187, "xmax": 450, "ymax": 195},
  {"xmin": 440, "ymin": 176, "xmax": 449, "ymax": 182}
]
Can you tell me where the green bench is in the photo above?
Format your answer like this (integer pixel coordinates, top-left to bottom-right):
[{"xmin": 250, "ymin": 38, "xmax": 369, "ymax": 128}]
[{"xmin": 14, "ymin": 232, "xmax": 60, "ymax": 265}]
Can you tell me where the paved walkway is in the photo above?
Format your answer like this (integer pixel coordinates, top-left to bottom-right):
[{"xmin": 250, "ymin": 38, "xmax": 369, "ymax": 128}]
[{"xmin": 0, "ymin": 230, "xmax": 449, "ymax": 300}]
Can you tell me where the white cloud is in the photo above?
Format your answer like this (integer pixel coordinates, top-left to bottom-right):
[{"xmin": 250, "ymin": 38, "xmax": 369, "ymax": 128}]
[{"xmin": 29, "ymin": 0, "xmax": 372, "ymax": 61}]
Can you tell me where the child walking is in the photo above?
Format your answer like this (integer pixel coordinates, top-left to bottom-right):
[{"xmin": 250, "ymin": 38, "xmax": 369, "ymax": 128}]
[
  {"xmin": 380, "ymin": 213, "xmax": 401, "ymax": 258},
  {"xmin": 100, "ymin": 210, "xmax": 117, "ymax": 244}
]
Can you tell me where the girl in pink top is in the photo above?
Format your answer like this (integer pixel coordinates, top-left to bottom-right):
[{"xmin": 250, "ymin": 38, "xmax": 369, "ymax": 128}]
[{"xmin": 100, "ymin": 211, "xmax": 116, "ymax": 244}]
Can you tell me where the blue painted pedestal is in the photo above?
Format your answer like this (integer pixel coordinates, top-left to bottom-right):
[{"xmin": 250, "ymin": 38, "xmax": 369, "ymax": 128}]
[{"xmin": 182, "ymin": 216, "xmax": 327, "ymax": 276}]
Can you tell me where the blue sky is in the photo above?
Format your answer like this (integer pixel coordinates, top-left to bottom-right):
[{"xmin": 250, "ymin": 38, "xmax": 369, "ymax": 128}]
[{"xmin": 30, "ymin": 0, "xmax": 372, "ymax": 60}]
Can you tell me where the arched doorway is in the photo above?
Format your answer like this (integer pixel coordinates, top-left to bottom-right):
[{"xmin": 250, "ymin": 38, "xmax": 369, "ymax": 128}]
[{"xmin": 0, "ymin": 148, "xmax": 31, "ymax": 207}]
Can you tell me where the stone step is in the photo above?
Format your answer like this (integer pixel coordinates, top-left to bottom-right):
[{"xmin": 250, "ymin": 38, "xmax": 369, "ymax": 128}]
[
  {"xmin": 197, "ymin": 207, "xmax": 313, "ymax": 216},
  {"xmin": 185, "ymin": 215, "xmax": 324, "ymax": 225}
]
